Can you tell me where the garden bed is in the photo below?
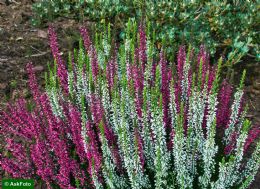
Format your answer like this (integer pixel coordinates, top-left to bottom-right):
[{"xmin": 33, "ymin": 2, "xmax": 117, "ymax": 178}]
[{"xmin": 0, "ymin": 1, "xmax": 259, "ymax": 188}]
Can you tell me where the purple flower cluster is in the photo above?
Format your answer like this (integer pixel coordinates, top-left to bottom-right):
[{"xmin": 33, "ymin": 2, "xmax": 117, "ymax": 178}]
[
  {"xmin": 1, "ymin": 138, "xmax": 33, "ymax": 178},
  {"xmin": 0, "ymin": 73, "xmax": 88, "ymax": 188}
]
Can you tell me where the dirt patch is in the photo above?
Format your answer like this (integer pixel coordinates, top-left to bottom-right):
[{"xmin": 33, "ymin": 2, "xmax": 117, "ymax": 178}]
[
  {"xmin": 0, "ymin": 0, "xmax": 82, "ymax": 109},
  {"xmin": 0, "ymin": 0, "xmax": 259, "ymax": 188}
]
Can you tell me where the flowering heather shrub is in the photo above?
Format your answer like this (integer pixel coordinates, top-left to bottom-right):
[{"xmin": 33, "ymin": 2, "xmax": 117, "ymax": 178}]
[{"xmin": 0, "ymin": 24, "xmax": 260, "ymax": 189}]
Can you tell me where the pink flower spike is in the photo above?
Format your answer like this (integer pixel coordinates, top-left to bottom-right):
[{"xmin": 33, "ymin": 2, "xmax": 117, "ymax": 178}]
[
  {"xmin": 217, "ymin": 80, "xmax": 233, "ymax": 128},
  {"xmin": 177, "ymin": 46, "xmax": 186, "ymax": 81},
  {"xmin": 138, "ymin": 24, "xmax": 147, "ymax": 72},
  {"xmin": 48, "ymin": 26, "xmax": 69, "ymax": 95},
  {"xmin": 69, "ymin": 106, "xmax": 87, "ymax": 162},
  {"xmin": 85, "ymin": 121, "xmax": 103, "ymax": 180},
  {"xmin": 26, "ymin": 62, "xmax": 41, "ymax": 104},
  {"xmin": 80, "ymin": 27, "xmax": 99, "ymax": 82},
  {"xmin": 244, "ymin": 126, "xmax": 260, "ymax": 153}
]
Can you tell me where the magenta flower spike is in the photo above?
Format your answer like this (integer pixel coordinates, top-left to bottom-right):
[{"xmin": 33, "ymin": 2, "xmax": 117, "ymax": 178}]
[
  {"xmin": 1, "ymin": 139, "xmax": 33, "ymax": 178},
  {"xmin": 85, "ymin": 121, "xmax": 102, "ymax": 181},
  {"xmin": 48, "ymin": 26, "xmax": 69, "ymax": 95},
  {"xmin": 217, "ymin": 80, "xmax": 233, "ymax": 128},
  {"xmin": 80, "ymin": 27, "xmax": 99, "ymax": 82},
  {"xmin": 138, "ymin": 24, "xmax": 147, "ymax": 72},
  {"xmin": 30, "ymin": 140, "xmax": 55, "ymax": 187},
  {"xmin": 69, "ymin": 106, "xmax": 87, "ymax": 162},
  {"xmin": 197, "ymin": 45, "xmax": 208, "ymax": 88},
  {"xmin": 177, "ymin": 46, "xmax": 186, "ymax": 80},
  {"xmin": 39, "ymin": 94, "xmax": 73, "ymax": 188},
  {"xmin": 244, "ymin": 126, "xmax": 260, "ymax": 153},
  {"xmin": 1, "ymin": 106, "xmax": 33, "ymax": 141},
  {"xmin": 176, "ymin": 46, "xmax": 185, "ymax": 109},
  {"xmin": 207, "ymin": 66, "xmax": 216, "ymax": 92},
  {"xmin": 1, "ymin": 158, "xmax": 30, "ymax": 178},
  {"xmin": 26, "ymin": 63, "xmax": 41, "ymax": 104}
]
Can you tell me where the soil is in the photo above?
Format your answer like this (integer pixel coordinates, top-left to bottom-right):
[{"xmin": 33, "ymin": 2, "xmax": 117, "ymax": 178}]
[
  {"xmin": 0, "ymin": 0, "xmax": 83, "ymax": 109},
  {"xmin": 0, "ymin": 0, "xmax": 259, "ymax": 188}
]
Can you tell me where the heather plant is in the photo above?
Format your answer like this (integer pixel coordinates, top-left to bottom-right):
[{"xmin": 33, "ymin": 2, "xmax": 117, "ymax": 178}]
[
  {"xmin": 32, "ymin": 0, "xmax": 259, "ymax": 61},
  {"xmin": 0, "ymin": 23, "xmax": 260, "ymax": 189}
]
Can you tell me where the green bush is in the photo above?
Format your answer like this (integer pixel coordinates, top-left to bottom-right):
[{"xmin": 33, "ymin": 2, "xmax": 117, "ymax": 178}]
[{"xmin": 32, "ymin": 0, "xmax": 259, "ymax": 61}]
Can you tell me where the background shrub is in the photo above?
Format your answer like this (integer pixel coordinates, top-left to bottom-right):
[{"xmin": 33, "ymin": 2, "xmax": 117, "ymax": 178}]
[
  {"xmin": 32, "ymin": 0, "xmax": 259, "ymax": 61},
  {"xmin": 0, "ymin": 23, "xmax": 259, "ymax": 189}
]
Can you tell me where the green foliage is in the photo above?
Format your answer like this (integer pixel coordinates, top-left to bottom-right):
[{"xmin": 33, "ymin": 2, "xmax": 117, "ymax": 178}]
[{"xmin": 32, "ymin": 0, "xmax": 259, "ymax": 61}]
